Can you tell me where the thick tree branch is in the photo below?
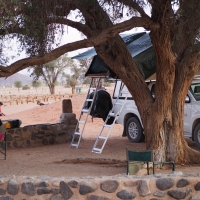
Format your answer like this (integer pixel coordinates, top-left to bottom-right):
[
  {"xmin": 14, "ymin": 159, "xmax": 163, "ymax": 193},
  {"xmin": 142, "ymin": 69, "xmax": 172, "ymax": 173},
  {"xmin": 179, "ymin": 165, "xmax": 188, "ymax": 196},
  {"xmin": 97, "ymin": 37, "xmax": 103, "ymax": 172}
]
[
  {"xmin": 116, "ymin": 0, "xmax": 149, "ymax": 17},
  {"xmin": 172, "ymin": 0, "xmax": 200, "ymax": 54},
  {"xmin": 0, "ymin": 16, "xmax": 158, "ymax": 77},
  {"xmin": 192, "ymin": 42, "xmax": 200, "ymax": 55},
  {"xmin": 52, "ymin": 18, "xmax": 93, "ymax": 37},
  {"xmin": 0, "ymin": 26, "xmax": 24, "ymax": 35}
]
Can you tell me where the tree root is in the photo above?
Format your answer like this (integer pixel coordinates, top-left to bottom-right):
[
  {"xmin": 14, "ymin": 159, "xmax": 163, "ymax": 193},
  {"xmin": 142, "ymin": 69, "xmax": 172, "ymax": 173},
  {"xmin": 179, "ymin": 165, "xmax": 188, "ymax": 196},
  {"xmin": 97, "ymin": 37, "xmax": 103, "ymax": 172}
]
[{"xmin": 184, "ymin": 146, "xmax": 200, "ymax": 164}]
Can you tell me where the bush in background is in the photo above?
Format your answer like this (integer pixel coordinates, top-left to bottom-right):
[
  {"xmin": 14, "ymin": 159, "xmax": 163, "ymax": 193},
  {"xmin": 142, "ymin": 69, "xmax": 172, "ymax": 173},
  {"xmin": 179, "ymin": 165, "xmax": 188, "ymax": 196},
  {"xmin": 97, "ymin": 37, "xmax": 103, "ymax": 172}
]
[{"xmin": 22, "ymin": 85, "xmax": 30, "ymax": 90}]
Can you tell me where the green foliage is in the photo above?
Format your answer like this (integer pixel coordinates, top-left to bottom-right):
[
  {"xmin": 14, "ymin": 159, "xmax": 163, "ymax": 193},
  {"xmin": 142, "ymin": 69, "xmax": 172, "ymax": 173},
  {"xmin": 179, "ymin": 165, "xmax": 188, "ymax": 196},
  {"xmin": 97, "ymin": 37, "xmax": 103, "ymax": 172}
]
[
  {"xmin": 30, "ymin": 54, "xmax": 76, "ymax": 94},
  {"xmin": 14, "ymin": 81, "xmax": 22, "ymax": 89},
  {"xmin": 32, "ymin": 80, "xmax": 42, "ymax": 88},
  {"xmin": 22, "ymin": 85, "xmax": 30, "ymax": 90},
  {"xmin": 83, "ymin": 78, "xmax": 92, "ymax": 85},
  {"xmin": 62, "ymin": 58, "xmax": 91, "ymax": 88},
  {"xmin": 78, "ymin": 58, "xmax": 91, "ymax": 83},
  {"xmin": 63, "ymin": 68, "xmax": 79, "ymax": 87},
  {"xmin": 0, "ymin": 0, "xmax": 69, "ymax": 65},
  {"xmin": 69, "ymin": 77, "xmax": 78, "ymax": 87}
]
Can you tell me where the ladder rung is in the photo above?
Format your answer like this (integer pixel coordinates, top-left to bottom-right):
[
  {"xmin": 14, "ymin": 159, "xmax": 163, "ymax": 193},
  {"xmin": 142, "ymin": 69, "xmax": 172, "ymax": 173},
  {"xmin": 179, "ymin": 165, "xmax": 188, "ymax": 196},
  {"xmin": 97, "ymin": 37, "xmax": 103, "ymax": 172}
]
[
  {"xmin": 109, "ymin": 113, "xmax": 117, "ymax": 117},
  {"xmin": 98, "ymin": 136, "xmax": 107, "ymax": 140},
  {"xmin": 121, "ymin": 91, "xmax": 129, "ymax": 94},
  {"xmin": 74, "ymin": 132, "xmax": 81, "ymax": 136},
  {"xmin": 71, "ymin": 78, "xmax": 101, "ymax": 149},
  {"xmin": 71, "ymin": 144, "xmax": 78, "ymax": 147},
  {"xmin": 104, "ymin": 124, "xmax": 112, "ymax": 128},
  {"xmin": 92, "ymin": 148, "xmax": 101, "ymax": 153},
  {"xmin": 90, "ymin": 80, "xmax": 129, "ymax": 154},
  {"xmin": 79, "ymin": 120, "xmax": 85, "ymax": 124},
  {"xmin": 114, "ymin": 102, "xmax": 123, "ymax": 105},
  {"xmin": 82, "ymin": 109, "xmax": 89, "ymax": 113}
]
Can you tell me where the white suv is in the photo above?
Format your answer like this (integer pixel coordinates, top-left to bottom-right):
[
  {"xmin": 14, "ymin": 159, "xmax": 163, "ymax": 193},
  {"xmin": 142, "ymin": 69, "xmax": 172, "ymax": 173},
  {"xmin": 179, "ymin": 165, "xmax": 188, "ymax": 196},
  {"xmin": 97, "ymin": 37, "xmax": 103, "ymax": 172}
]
[{"xmin": 113, "ymin": 79, "xmax": 200, "ymax": 149}]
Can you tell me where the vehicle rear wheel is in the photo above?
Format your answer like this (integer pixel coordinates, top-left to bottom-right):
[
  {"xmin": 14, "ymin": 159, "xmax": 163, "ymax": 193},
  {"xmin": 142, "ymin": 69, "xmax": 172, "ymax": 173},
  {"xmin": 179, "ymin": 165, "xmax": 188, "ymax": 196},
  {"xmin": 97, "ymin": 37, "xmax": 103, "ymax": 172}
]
[
  {"xmin": 194, "ymin": 124, "xmax": 200, "ymax": 149},
  {"xmin": 126, "ymin": 117, "xmax": 144, "ymax": 143}
]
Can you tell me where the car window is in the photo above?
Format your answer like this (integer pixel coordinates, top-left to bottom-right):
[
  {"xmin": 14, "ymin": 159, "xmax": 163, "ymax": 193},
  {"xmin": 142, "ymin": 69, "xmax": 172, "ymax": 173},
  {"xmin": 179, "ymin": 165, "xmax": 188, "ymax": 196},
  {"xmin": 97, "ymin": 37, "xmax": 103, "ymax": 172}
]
[
  {"xmin": 190, "ymin": 83, "xmax": 200, "ymax": 101},
  {"xmin": 113, "ymin": 80, "xmax": 132, "ymax": 98}
]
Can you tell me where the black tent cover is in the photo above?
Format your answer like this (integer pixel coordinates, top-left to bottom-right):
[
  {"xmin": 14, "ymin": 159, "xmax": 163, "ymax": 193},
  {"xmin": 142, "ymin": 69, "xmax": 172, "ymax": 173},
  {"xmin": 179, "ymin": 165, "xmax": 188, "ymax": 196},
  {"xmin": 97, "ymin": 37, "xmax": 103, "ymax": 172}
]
[{"xmin": 72, "ymin": 32, "xmax": 156, "ymax": 80}]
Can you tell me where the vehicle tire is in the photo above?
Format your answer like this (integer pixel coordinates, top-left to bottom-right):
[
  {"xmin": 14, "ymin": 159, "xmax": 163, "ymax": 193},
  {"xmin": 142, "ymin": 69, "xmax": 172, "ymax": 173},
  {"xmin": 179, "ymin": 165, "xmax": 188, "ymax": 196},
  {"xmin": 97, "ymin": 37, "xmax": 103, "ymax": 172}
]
[
  {"xmin": 194, "ymin": 124, "xmax": 200, "ymax": 149},
  {"xmin": 126, "ymin": 117, "xmax": 144, "ymax": 143}
]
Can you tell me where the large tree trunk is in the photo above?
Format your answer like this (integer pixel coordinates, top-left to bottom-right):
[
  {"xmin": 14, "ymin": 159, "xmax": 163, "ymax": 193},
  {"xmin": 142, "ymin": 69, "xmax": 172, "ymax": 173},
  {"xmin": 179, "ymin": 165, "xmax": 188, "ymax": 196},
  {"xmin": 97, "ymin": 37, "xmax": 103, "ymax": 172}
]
[
  {"xmin": 72, "ymin": 86, "xmax": 76, "ymax": 94},
  {"xmin": 96, "ymin": 33, "xmax": 200, "ymax": 164},
  {"xmin": 145, "ymin": 30, "xmax": 200, "ymax": 163},
  {"xmin": 142, "ymin": 30, "xmax": 177, "ymax": 162},
  {"xmin": 78, "ymin": 0, "xmax": 200, "ymax": 164},
  {"xmin": 49, "ymin": 85, "xmax": 55, "ymax": 94}
]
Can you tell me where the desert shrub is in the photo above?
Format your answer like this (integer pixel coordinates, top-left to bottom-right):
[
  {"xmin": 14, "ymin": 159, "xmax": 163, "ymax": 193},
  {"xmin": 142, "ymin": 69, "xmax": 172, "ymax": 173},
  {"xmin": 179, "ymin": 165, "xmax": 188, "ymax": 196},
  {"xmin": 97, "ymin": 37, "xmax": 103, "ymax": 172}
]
[{"xmin": 22, "ymin": 85, "xmax": 30, "ymax": 90}]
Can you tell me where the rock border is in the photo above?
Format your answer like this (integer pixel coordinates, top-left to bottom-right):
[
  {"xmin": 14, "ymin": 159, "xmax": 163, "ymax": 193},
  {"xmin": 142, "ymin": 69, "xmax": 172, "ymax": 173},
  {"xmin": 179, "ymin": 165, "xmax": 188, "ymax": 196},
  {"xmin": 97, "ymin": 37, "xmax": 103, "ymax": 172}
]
[
  {"xmin": 0, "ymin": 172, "xmax": 200, "ymax": 199},
  {"xmin": 6, "ymin": 113, "xmax": 77, "ymax": 149}
]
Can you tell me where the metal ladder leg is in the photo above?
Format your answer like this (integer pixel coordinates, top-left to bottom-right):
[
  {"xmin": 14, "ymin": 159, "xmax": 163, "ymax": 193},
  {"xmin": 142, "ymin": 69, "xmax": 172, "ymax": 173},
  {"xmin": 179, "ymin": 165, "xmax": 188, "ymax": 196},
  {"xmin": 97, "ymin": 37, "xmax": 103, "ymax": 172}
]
[
  {"xmin": 92, "ymin": 83, "xmax": 129, "ymax": 154},
  {"xmin": 71, "ymin": 78, "xmax": 101, "ymax": 148}
]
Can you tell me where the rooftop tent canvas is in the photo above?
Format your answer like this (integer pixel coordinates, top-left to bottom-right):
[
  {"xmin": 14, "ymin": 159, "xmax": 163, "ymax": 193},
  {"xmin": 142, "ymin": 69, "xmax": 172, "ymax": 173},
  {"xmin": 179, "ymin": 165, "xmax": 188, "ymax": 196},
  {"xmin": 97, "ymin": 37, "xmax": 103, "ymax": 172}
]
[{"xmin": 72, "ymin": 32, "xmax": 156, "ymax": 80}]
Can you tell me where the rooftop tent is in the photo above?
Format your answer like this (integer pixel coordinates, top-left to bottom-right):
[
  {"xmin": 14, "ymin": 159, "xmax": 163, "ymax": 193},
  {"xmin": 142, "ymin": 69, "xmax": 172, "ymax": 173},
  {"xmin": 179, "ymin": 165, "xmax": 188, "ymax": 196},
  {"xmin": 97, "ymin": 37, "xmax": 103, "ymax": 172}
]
[{"xmin": 72, "ymin": 32, "xmax": 156, "ymax": 80}]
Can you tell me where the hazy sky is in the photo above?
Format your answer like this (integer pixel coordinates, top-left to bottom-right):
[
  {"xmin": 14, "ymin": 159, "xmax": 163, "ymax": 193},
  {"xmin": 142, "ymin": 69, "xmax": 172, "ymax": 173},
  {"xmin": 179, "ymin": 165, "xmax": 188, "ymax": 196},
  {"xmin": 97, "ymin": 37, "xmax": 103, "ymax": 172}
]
[
  {"xmin": 4, "ymin": 4, "xmax": 149, "ymax": 76},
  {"xmin": 7, "ymin": 25, "xmax": 144, "ymax": 75},
  {"xmin": 17, "ymin": 26, "xmax": 84, "ymax": 75}
]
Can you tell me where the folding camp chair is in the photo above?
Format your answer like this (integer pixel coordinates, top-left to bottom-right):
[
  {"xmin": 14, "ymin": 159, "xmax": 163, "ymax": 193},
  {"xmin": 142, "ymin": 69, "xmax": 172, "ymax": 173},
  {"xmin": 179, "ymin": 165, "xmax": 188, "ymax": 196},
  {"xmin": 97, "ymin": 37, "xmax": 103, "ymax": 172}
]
[
  {"xmin": 0, "ymin": 124, "xmax": 6, "ymax": 160},
  {"xmin": 126, "ymin": 148, "xmax": 175, "ymax": 175}
]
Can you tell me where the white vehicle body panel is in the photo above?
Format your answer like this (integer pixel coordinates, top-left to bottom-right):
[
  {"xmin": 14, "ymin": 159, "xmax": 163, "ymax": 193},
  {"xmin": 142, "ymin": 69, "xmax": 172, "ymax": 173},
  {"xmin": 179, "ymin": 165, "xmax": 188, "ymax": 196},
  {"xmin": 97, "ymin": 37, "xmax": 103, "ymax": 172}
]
[
  {"xmin": 113, "ymin": 80, "xmax": 143, "ymax": 126},
  {"xmin": 113, "ymin": 79, "xmax": 200, "ymax": 141}
]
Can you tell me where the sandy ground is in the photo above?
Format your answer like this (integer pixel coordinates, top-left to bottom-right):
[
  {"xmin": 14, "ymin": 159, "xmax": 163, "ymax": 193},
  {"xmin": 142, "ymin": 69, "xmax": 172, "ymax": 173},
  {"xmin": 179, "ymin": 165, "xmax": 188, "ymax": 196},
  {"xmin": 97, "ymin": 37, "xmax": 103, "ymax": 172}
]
[{"xmin": 0, "ymin": 89, "xmax": 200, "ymax": 177}]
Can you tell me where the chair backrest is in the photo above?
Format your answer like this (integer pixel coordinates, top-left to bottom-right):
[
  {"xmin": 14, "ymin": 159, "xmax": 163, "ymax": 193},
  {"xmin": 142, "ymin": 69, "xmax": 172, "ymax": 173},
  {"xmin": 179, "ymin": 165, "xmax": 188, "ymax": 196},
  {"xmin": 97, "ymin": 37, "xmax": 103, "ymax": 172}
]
[
  {"xmin": 0, "ymin": 124, "xmax": 6, "ymax": 133},
  {"xmin": 126, "ymin": 149, "xmax": 154, "ymax": 162},
  {"xmin": 0, "ymin": 124, "xmax": 6, "ymax": 141}
]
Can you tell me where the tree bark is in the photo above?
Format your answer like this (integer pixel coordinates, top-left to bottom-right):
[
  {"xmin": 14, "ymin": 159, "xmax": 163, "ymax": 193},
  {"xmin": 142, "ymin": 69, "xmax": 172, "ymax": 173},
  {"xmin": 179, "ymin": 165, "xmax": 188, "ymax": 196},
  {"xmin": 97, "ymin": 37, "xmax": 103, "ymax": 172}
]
[
  {"xmin": 0, "ymin": 16, "xmax": 158, "ymax": 78},
  {"xmin": 72, "ymin": 86, "xmax": 76, "ymax": 94},
  {"xmin": 80, "ymin": 0, "xmax": 200, "ymax": 164},
  {"xmin": 49, "ymin": 85, "xmax": 55, "ymax": 94}
]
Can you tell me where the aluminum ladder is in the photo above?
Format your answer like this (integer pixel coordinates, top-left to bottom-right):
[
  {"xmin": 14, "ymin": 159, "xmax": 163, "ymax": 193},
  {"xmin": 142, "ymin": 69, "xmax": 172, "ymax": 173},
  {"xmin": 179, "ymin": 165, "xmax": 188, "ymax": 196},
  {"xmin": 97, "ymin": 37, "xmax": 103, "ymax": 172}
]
[
  {"xmin": 70, "ymin": 77, "xmax": 101, "ymax": 148},
  {"xmin": 92, "ymin": 83, "xmax": 129, "ymax": 154}
]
